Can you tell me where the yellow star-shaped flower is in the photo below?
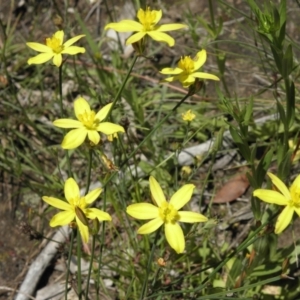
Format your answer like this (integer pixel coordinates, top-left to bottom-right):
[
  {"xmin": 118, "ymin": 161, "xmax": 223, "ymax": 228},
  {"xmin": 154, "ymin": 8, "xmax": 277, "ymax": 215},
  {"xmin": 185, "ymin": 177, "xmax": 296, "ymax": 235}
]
[
  {"xmin": 126, "ymin": 176, "xmax": 208, "ymax": 254},
  {"xmin": 182, "ymin": 109, "xmax": 196, "ymax": 122},
  {"xmin": 43, "ymin": 178, "xmax": 111, "ymax": 243},
  {"xmin": 53, "ymin": 97, "xmax": 125, "ymax": 149},
  {"xmin": 104, "ymin": 7, "xmax": 186, "ymax": 47},
  {"xmin": 160, "ymin": 50, "xmax": 219, "ymax": 88},
  {"xmin": 26, "ymin": 30, "xmax": 85, "ymax": 67},
  {"xmin": 253, "ymin": 172, "xmax": 300, "ymax": 234}
]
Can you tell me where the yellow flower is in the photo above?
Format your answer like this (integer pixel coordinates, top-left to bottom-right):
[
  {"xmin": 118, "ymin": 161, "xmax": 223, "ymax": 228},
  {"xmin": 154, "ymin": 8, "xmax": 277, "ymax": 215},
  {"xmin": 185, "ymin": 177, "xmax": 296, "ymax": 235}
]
[
  {"xmin": 253, "ymin": 172, "xmax": 300, "ymax": 234},
  {"xmin": 107, "ymin": 132, "xmax": 118, "ymax": 142},
  {"xmin": 26, "ymin": 30, "xmax": 85, "ymax": 67},
  {"xmin": 181, "ymin": 166, "xmax": 192, "ymax": 176},
  {"xmin": 104, "ymin": 7, "xmax": 186, "ymax": 47},
  {"xmin": 126, "ymin": 176, "xmax": 208, "ymax": 253},
  {"xmin": 182, "ymin": 109, "xmax": 196, "ymax": 122},
  {"xmin": 160, "ymin": 50, "xmax": 219, "ymax": 88},
  {"xmin": 42, "ymin": 178, "xmax": 111, "ymax": 243},
  {"xmin": 53, "ymin": 97, "xmax": 125, "ymax": 149}
]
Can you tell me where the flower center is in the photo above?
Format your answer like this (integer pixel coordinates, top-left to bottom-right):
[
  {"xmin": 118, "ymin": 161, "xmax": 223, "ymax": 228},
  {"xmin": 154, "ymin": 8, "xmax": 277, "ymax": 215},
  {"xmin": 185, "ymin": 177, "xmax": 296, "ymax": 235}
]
[
  {"xmin": 46, "ymin": 36, "xmax": 64, "ymax": 53},
  {"xmin": 178, "ymin": 56, "xmax": 195, "ymax": 74},
  {"xmin": 69, "ymin": 196, "xmax": 86, "ymax": 211},
  {"xmin": 291, "ymin": 184, "xmax": 300, "ymax": 207},
  {"xmin": 78, "ymin": 110, "xmax": 98, "ymax": 129},
  {"xmin": 138, "ymin": 7, "xmax": 157, "ymax": 31},
  {"xmin": 159, "ymin": 202, "xmax": 180, "ymax": 224}
]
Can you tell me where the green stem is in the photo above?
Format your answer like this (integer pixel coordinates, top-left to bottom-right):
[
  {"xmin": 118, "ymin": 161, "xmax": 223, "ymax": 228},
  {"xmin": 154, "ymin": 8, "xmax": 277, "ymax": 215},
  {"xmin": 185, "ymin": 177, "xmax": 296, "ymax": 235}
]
[
  {"xmin": 96, "ymin": 185, "xmax": 108, "ymax": 300},
  {"xmin": 85, "ymin": 149, "xmax": 93, "ymax": 195},
  {"xmin": 77, "ymin": 232, "xmax": 82, "ymax": 299},
  {"xmin": 120, "ymin": 91, "xmax": 191, "ymax": 169},
  {"xmin": 65, "ymin": 229, "xmax": 75, "ymax": 300},
  {"xmin": 58, "ymin": 64, "xmax": 72, "ymax": 177},
  {"xmin": 106, "ymin": 55, "xmax": 139, "ymax": 119},
  {"xmin": 58, "ymin": 66, "xmax": 64, "ymax": 117},
  {"xmin": 139, "ymin": 228, "xmax": 161, "ymax": 300},
  {"xmin": 85, "ymin": 234, "xmax": 96, "ymax": 298}
]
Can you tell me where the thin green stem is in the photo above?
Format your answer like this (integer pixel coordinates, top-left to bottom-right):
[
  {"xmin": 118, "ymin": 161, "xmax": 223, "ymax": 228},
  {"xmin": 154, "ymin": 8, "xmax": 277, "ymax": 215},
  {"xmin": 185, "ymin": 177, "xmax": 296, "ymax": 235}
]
[
  {"xmin": 100, "ymin": 91, "xmax": 191, "ymax": 191},
  {"xmin": 139, "ymin": 228, "xmax": 161, "ymax": 300},
  {"xmin": 77, "ymin": 232, "xmax": 82, "ymax": 299},
  {"xmin": 85, "ymin": 234, "xmax": 96, "ymax": 297},
  {"xmin": 96, "ymin": 185, "xmax": 108, "ymax": 299},
  {"xmin": 65, "ymin": 229, "xmax": 75, "ymax": 300},
  {"xmin": 58, "ymin": 64, "xmax": 72, "ymax": 177},
  {"xmin": 120, "ymin": 92, "xmax": 191, "ymax": 169},
  {"xmin": 58, "ymin": 66, "xmax": 64, "ymax": 117},
  {"xmin": 106, "ymin": 55, "xmax": 139, "ymax": 119},
  {"xmin": 85, "ymin": 149, "xmax": 93, "ymax": 195}
]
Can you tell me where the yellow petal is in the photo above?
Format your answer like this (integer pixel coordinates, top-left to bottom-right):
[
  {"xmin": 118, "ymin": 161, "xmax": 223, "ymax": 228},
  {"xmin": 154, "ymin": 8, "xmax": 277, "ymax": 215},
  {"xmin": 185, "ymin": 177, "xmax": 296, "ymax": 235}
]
[
  {"xmin": 95, "ymin": 103, "xmax": 112, "ymax": 121},
  {"xmin": 161, "ymin": 76, "xmax": 176, "ymax": 83},
  {"xmin": 64, "ymin": 178, "xmax": 80, "ymax": 203},
  {"xmin": 169, "ymin": 184, "xmax": 195, "ymax": 210},
  {"xmin": 63, "ymin": 34, "xmax": 85, "ymax": 48},
  {"xmin": 152, "ymin": 9, "xmax": 162, "ymax": 24},
  {"xmin": 290, "ymin": 174, "xmax": 300, "ymax": 198},
  {"xmin": 42, "ymin": 196, "xmax": 71, "ymax": 211},
  {"xmin": 61, "ymin": 128, "xmax": 87, "ymax": 149},
  {"xmin": 49, "ymin": 210, "xmax": 75, "ymax": 227},
  {"xmin": 105, "ymin": 20, "xmax": 143, "ymax": 32},
  {"xmin": 156, "ymin": 23, "xmax": 187, "ymax": 32},
  {"xmin": 76, "ymin": 216, "xmax": 89, "ymax": 243},
  {"xmin": 126, "ymin": 32, "xmax": 146, "ymax": 45},
  {"xmin": 178, "ymin": 211, "xmax": 208, "ymax": 223},
  {"xmin": 53, "ymin": 119, "xmax": 83, "ymax": 129},
  {"xmin": 74, "ymin": 97, "xmax": 91, "ymax": 119},
  {"xmin": 192, "ymin": 72, "xmax": 220, "ymax": 81},
  {"xmin": 85, "ymin": 208, "xmax": 112, "ymax": 221},
  {"xmin": 137, "ymin": 8, "xmax": 162, "ymax": 25},
  {"xmin": 294, "ymin": 206, "xmax": 300, "ymax": 217},
  {"xmin": 96, "ymin": 122, "xmax": 124, "ymax": 134},
  {"xmin": 160, "ymin": 67, "xmax": 183, "ymax": 75},
  {"xmin": 26, "ymin": 42, "xmax": 52, "ymax": 53},
  {"xmin": 149, "ymin": 176, "xmax": 166, "ymax": 207},
  {"xmin": 194, "ymin": 50, "xmax": 207, "ymax": 70},
  {"xmin": 267, "ymin": 172, "xmax": 291, "ymax": 199},
  {"xmin": 127, "ymin": 203, "xmax": 159, "ymax": 219},
  {"xmin": 61, "ymin": 46, "xmax": 85, "ymax": 55},
  {"xmin": 54, "ymin": 30, "xmax": 64, "ymax": 44},
  {"xmin": 27, "ymin": 53, "xmax": 54, "ymax": 65},
  {"xmin": 87, "ymin": 130, "xmax": 100, "ymax": 145},
  {"xmin": 253, "ymin": 189, "xmax": 288, "ymax": 205},
  {"xmin": 165, "ymin": 222, "xmax": 185, "ymax": 253},
  {"xmin": 52, "ymin": 54, "xmax": 62, "ymax": 67},
  {"xmin": 147, "ymin": 31, "xmax": 175, "ymax": 46},
  {"xmin": 85, "ymin": 188, "xmax": 102, "ymax": 204},
  {"xmin": 137, "ymin": 218, "xmax": 164, "ymax": 234},
  {"xmin": 275, "ymin": 205, "xmax": 294, "ymax": 234}
]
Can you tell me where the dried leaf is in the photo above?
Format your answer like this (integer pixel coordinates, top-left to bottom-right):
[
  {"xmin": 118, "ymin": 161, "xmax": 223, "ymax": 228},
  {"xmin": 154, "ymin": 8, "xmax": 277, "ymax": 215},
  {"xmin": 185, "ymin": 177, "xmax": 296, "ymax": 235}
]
[{"xmin": 213, "ymin": 174, "xmax": 249, "ymax": 204}]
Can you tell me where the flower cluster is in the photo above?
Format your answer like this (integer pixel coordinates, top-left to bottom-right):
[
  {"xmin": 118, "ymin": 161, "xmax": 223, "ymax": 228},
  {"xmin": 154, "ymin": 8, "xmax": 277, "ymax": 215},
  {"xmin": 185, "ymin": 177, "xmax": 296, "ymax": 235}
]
[{"xmin": 26, "ymin": 6, "xmax": 218, "ymax": 252}]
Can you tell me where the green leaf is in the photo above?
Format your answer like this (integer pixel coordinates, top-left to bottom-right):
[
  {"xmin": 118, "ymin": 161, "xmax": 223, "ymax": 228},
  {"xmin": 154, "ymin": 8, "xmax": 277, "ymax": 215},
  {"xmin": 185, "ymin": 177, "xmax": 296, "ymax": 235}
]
[
  {"xmin": 256, "ymin": 148, "xmax": 274, "ymax": 186},
  {"xmin": 270, "ymin": 44, "xmax": 282, "ymax": 74},
  {"xmin": 282, "ymin": 44, "xmax": 293, "ymax": 78},
  {"xmin": 226, "ymin": 257, "xmax": 243, "ymax": 289},
  {"xmin": 278, "ymin": 149, "xmax": 293, "ymax": 180}
]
